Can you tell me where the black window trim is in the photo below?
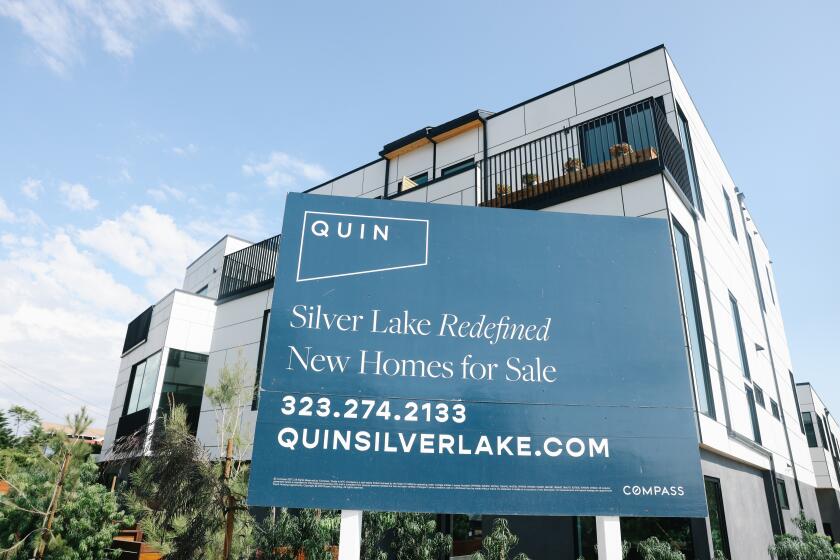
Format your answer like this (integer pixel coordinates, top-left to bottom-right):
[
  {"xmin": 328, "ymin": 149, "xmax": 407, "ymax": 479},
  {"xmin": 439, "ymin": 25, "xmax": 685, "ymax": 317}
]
[
  {"xmin": 745, "ymin": 384, "xmax": 762, "ymax": 445},
  {"xmin": 776, "ymin": 478, "xmax": 790, "ymax": 510},
  {"xmin": 252, "ymin": 309, "xmax": 271, "ymax": 411},
  {"xmin": 723, "ymin": 187, "xmax": 738, "ymax": 240},
  {"xmin": 440, "ymin": 158, "xmax": 475, "ymax": 178},
  {"xmin": 729, "ymin": 292, "xmax": 751, "ymax": 380},
  {"xmin": 704, "ymin": 475, "xmax": 731, "ymax": 560},
  {"xmin": 676, "ymin": 104, "xmax": 704, "ymax": 216},
  {"xmin": 673, "ymin": 219, "xmax": 716, "ymax": 419}
]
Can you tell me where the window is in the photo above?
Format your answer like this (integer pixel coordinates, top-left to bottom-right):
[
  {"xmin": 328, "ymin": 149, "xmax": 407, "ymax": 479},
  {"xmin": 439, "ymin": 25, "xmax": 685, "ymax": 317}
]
[
  {"xmin": 579, "ymin": 104, "xmax": 655, "ymax": 166},
  {"xmin": 705, "ymin": 477, "xmax": 731, "ymax": 559},
  {"xmin": 766, "ymin": 265, "xmax": 776, "ymax": 305},
  {"xmin": 252, "ymin": 310, "xmax": 271, "ymax": 410},
  {"xmin": 676, "ymin": 105, "xmax": 704, "ymax": 214},
  {"xmin": 399, "ymin": 172, "xmax": 429, "ymax": 192},
  {"xmin": 196, "ymin": 284, "xmax": 208, "ymax": 296},
  {"xmin": 673, "ymin": 222, "xmax": 715, "ymax": 417},
  {"xmin": 792, "ymin": 373, "xmax": 805, "ymax": 433},
  {"xmin": 746, "ymin": 235, "xmax": 766, "ymax": 312},
  {"xmin": 723, "ymin": 188, "xmax": 738, "ymax": 240},
  {"xmin": 776, "ymin": 478, "xmax": 790, "ymax": 510},
  {"xmin": 122, "ymin": 352, "xmax": 163, "ymax": 415},
  {"xmin": 770, "ymin": 399, "xmax": 780, "ymax": 420},
  {"xmin": 157, "ymin": 349, "xmax": 209, "ymax": 434},
  {"xmin": 440, "ymin": 159, "xmax": 474, "ymax": 177},
  {"xmin": 729, "ymin": 293, "xmax": 751, "ymax": 379},
  {"xmin": 754, "ymin": 385, "xmax": 765, "ymax": 408},
  {"xmin": 745, "ymin": 384, "xmax": 762, "ymax": 444},
  {"xmin": 818, "ymin": 415, "xmax": 830, "ymax": 450},
  {"xmin": 803, "ymin": 412, "xmax": 819, "ymax": 447}
]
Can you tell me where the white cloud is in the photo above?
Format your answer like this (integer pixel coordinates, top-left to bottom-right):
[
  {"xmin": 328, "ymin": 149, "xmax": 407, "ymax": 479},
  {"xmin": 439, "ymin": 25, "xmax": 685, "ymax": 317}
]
[
  {"xmin": 0, "ymin": 197, "xmax": 14, "ymax": 222},
  {"xmin": 59, "ymin": 182, "xmax": 98, "ymax": 210},
  {"xmin": 0, "ymin": 232, "xmax": 147, "ymax": 425},
  {"xmin": 77, "ymin": 205, "xmax": 206, "ymax": 298},
  {"xmin": 172, "ymin": 143, "xmax": 198, "ymax": 156},
  {"xmin": 147, "ymin": 183, "xmax": 186, "ymax": 202},
  {"xmin": 242, "ymin": 151, "xmax": 329, "ymax": 190},
  {"xmin": 20, "ymin": 177, "xmax": 43, "ymax": 199},
  {"xmin": 0, "ymin": 0, "xmax": 244, "ymax": 74}
]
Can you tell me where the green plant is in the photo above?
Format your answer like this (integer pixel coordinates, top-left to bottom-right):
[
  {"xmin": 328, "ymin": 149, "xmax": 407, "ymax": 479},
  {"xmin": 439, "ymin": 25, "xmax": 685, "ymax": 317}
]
[
  {"xmin": 391, "ymin": 512, "xmax": 451, "ymax": 560},
  {"xmin": 472, "ymin": 518, "xmax": 528, "ymax": 560},
  {"xmin": 521, "ymin": 173, "xmax": 540, "ymax": 187},
  {"xmin": 636, "ymin": 536, "xmax": 685, "ymax": 560},
  {"xmin": 362, "ymin": 512, "xmax": 395, "ymax": 560},
  {"xmin": 0, "ymin": 411, "xmax": 13, "ymax": 449},
  {"xmin": 252, "ymin": 508, "xmax": 340, "ymax": 560},
  {"xmin": 769, "ymin": 512, "xmax": 840, "ymax": 560},
  {"xmin": 714, "ymin": 550, "xmax": 728, "ymax": 560},
  {"xmin": 495, "ymin": 184, "xmax": 511, "ymax": 195},
  {"xmin": 564, "ymin": 158, "xmax": 583, "ymax": 172}
]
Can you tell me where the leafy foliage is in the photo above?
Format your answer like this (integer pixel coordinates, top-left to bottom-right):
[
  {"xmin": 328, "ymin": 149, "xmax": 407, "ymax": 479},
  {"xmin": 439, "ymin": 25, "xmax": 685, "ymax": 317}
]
[
  {"xmin": 0, "ymin": 411, "xmax": 13, "ymax": 449},
  {"xmin": 769, "ymin": 512, "xmax": 840, "ymax": 560},
  {"xmin": 636, "ymin": 537, "xmax": 686, "ymax": 560},
  {"xmin": 0, "ymin": 406, "xmax": 129, "ymax": 559},
  {"xmin": 391, "ymin": 512, "xmax": 451, "ymax": 560},
  {"xmin": 472, "ymin": 518, "xmax": 528, "ymax": 560},
  {"xmin": 362, "ymin": 512, "xmax": 396, "ymax": 560},
  {"xmin": 252, "ymin": 508, "xmax": 340, "ymax": 560}
]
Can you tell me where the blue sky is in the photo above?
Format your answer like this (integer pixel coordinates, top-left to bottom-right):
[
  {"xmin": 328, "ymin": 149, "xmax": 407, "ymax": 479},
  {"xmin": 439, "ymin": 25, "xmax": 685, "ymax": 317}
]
[{"xmin": 0, "ymin": 0, "xmax": 838, "ymax": 426}]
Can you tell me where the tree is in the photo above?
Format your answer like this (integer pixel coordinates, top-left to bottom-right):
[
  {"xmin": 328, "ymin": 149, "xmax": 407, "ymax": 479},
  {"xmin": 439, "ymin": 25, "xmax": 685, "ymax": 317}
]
[
  {"xmin": 472, "ymin": 518, "xmax": 529, "ymax": 560},
  {"xmin": 6, "ymin": 406, "xmax": 39, "ymax": 439},
  {"xmin": 391, "ymin": 513, "xmax": 452, "ymax": 560},
  {"xmin": 0, "ymin": 410, "xmax": 13, "ymax": 449},
  {"xmin": 252, "ymin": 508, "xmax": 340, "ymax": 560},
  {"xmin": 769, "ymin": 512, "xmax": 840, "ymax": 560},
  {"xmin": 361, "ymin": 512, "xmax": 396, "ymax": 560},
  {"xmin": 636, "ymin": 537, "xmax": 686, "ymax": 560},
  {"xmin": 0, "ymin": 407, "xmax": 129, "ymax": 559}
]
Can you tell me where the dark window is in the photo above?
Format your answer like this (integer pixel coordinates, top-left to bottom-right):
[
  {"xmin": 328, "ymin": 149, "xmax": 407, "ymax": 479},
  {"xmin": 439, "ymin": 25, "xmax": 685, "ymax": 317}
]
[
  {"xmin": 705, "ymin": 477, "xmax": 731, "ymax": 559},
  {"xmin": 754, "ymin": 385, "xmax": 765, "ymax": 408},
  {"xmin": 122, "ymin": 352, "xmax": 163, "ymax": 416},
  {"xmin": 157, "ymin": 349, "xmax": 209, "ymax": 434},
  {"xmin": 252, "ymin": 309, "xmax": 271, "ymax": 410},
  {"xmin": 579, "ymin": 104, "xmax": 655, "ymax": 166},
  {"xmin": 745, "ymin": 384, "xmax": 762, "ymax": 444},
  {"xmin": 745, "ymin": 235, "xmax": 766, "ymax": 312},
  {"xmin": 440, "ymin": 159, "xmax": 475, "ymax": 177},
  {"xmin": 729, "ymin": 293, "xmax": 751, "ymax": 379},
  {"xmin": 723, "ymin": 188, "xmax": 738, "ymax": 240},
  {"xmin": 676, "ymin": 105, "xmax": 704, "ymax": 214},
  {"xmin": 776, "ymin": 479, "xmax": 790, "ymax": 510},
  {"xmin": 196, "ymin": 284, "xmax": 209, "ymax": 296},
  {"xmin": 766, "ymin": 265, "xmax": 776, "ymax": 305},
  {"xmin": 792, "ymin": 374, "xmax": 805, "ymax": 433},
  {"xmin": 673, "ymin": 222, "xmax": 715, "ymax": 418},
  {"xmin": 803, "ymin": 412, "xmax": 819, "ymax": 447},
  {"xmin": 818, "ymin": 415, "xmax": 830, "ymax": 450},
  {"xmin": 122, "ymin": 306, "xmax": 154, "ymax": 354},
  {"xmin": 771, "ymin": 399, "xmax": 780, "ymax": 420}
]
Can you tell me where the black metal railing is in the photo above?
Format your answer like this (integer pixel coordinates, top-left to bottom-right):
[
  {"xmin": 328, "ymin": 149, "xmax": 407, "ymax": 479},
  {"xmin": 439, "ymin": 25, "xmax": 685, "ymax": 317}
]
[
  {"xmin": 481, "ymin": 98, "xmax": 693, "ymax": 208},
  {"xmin": 218, "ymin": 234, "xmax": 280, "ymax": 301}
]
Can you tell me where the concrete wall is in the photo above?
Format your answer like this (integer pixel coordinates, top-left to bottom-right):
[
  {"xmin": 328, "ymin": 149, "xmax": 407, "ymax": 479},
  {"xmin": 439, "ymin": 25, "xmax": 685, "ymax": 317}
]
[{"xmin": 183, "ymin": 235, "xmax": 252, "ymax": 298}]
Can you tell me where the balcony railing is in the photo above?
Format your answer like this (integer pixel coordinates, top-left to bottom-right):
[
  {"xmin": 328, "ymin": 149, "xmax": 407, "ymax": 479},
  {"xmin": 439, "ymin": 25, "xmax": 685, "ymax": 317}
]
[
  {"xmin": 218, "ymin": 234, "xmax": 280, "ymax": 301},
  {"xmin": 479, "ymin": 98, "xmax": 692, "ymax": 209}
]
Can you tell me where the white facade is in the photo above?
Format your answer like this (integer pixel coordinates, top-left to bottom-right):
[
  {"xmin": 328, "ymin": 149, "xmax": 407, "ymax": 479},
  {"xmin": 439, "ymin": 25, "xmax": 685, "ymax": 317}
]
[{"xmin": 100, "ymin": 46, "xmax": 831, "ymax": 559}]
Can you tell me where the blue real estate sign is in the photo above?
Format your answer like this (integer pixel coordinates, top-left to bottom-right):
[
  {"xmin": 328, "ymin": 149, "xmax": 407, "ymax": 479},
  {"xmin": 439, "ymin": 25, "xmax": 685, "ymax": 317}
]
[{"xmin": 248, "ymin": 193, "xmax": 707, "ymax": 517}]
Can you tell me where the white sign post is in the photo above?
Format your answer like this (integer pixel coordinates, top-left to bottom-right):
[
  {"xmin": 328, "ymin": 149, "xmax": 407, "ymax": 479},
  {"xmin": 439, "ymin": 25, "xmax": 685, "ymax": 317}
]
[
  {"xmin": 338, "ymin": 509, "xmax": 363, "ymax": 560},
  {"xmin": 596, "ymin": 516, "xmax": 623, "ymax": 560}
]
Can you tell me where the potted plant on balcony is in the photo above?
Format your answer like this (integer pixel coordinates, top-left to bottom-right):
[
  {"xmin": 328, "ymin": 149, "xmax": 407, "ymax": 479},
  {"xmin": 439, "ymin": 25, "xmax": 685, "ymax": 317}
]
[
  {"xmin": 495, "ymin": 184, "xmax": 511, "ymax": 196},
  {"xmin": 521, "ymin": 173, "xmax": 540, "ymax": 188},
  {"xmin": 609, "ymin": 142, "xmax": 633, "ymax": 158},
  {"xmin": 564, "ymin": 158, "xmax": 583, "ymax": 173}
]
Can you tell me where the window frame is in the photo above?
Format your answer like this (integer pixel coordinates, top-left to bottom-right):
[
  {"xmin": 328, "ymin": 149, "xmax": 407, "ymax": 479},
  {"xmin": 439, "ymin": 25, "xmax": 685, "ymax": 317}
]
[
  {"xmin": 723, "ymin": 187, "xmax": 738, "ymax": 240},
  {"xmin": 704, "ymin": 476, "xmax": 731, "ymax": 560},
  {"xmin": 776, "ymin": 478, "xmax": 790, "ymax": 510},
  {"xmin": 754, "ymin": 385, "xmax": 765, "ymax": 408},
  {"xmin": 252, "ymin": 309, "xmax": 271, "ymax": 410},
  {"xmin": 440, "ymin": 158, "xmax": 475, "ymax": 178},
  {"xmin": 803, "ymin": 411, "xmax": 819, "ymax": 448},
  {"xmin": 770, "ymin": 399, "xmax": 780, "ymax": 420},
  {"xmin": 673, "ymin": 220, "xmax": 715, "ymax": 418},
  {"xmin": 676, "ymin": 104, "xmax": 704, "ymax": 215},
  {"xmin": 399, "ymin": 171, "xmax": 430, "ymax": 193},
  {"xmin": 122, "ymin": 351, "xmax": 162, "ymax": 416},
  {"xmin": 745, "ymin": 384, "xmax": 762, "ymax": 444},
  {"xmin": 729, "ymin": 293, "xmax": 751, "ymax": 380}
]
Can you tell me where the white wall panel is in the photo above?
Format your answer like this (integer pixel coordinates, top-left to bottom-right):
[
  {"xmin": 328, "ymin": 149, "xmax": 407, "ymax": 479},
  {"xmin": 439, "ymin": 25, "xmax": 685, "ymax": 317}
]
[
  {"xmin": 629, "ymin": 50, "xmax": 669, "ymax": 92},
  {"xmin": 574, "ymin": 64, "xmax": 633, "ymax": 114},
  {"xmin": 524, "ymin": 87, "xmax": 576, "ymax": 134}
]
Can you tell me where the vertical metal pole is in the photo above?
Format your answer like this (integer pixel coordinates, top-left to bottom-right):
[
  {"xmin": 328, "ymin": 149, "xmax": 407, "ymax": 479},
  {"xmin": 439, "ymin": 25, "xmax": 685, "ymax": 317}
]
[
  {"xmin": 338, "ymin": 510, "xmax": 363, "ymax": 560},
  {"xmin": 596, "ymin": 516, "xmax": 622, "ymax": 560},
  {"xmin": 222, "ymin": 438, "xmax": 235, "ymax": 560}
]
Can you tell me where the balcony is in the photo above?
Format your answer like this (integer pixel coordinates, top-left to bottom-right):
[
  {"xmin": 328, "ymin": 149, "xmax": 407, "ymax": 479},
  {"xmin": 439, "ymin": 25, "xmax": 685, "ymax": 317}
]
[
  {"xmin": 218, "ymin": 234, "xmax": 280, "ymax": 302},
  {"xmin": 478, "ymin": 98, "xmax": 693, "ymax": 209}
]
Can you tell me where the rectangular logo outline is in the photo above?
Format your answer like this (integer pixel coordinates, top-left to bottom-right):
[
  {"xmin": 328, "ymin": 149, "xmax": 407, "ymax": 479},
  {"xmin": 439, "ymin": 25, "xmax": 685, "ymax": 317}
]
[{"xmin": 296, "ymin": 210, "xmax": 429, "ymax": 282}]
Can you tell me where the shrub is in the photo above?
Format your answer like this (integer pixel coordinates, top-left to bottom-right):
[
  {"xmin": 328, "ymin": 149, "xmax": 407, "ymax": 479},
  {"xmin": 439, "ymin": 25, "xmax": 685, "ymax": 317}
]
[{"xmin": 636, "ymin": 536, "xmax": 685, "ymax": 560}]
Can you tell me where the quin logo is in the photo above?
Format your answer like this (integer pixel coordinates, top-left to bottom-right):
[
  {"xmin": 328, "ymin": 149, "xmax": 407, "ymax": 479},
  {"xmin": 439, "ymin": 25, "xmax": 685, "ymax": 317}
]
[
  {"xmin": 309, "ymin": 219, "xmax": 390, "ymax": 241},
  {"xmin": 296, "ymin": 211, "xmax": 428, "ymax": 282}
]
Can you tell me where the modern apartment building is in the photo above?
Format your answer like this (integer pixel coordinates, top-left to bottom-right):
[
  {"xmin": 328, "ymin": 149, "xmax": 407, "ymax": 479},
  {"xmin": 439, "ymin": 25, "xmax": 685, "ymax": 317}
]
[
  {"xmin": 100, "ymin": 45, "xmax": 824, "ymax": 559},
  {"xmin": 796, "ymin": 383, "xmax": 840, "ymax": 539}
]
